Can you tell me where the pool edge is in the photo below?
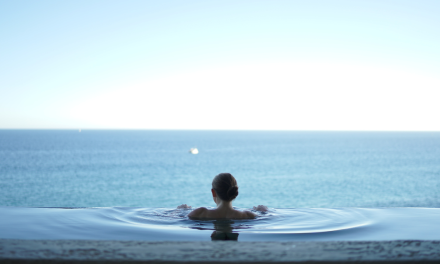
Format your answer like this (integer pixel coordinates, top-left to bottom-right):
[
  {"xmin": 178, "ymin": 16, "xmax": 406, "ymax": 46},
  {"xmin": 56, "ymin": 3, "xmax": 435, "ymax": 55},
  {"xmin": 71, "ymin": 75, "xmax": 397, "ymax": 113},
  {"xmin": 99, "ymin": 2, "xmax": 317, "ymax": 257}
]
[{"xmin": 1, "ymin": 239, "xmax": 440, "ymax": 263}]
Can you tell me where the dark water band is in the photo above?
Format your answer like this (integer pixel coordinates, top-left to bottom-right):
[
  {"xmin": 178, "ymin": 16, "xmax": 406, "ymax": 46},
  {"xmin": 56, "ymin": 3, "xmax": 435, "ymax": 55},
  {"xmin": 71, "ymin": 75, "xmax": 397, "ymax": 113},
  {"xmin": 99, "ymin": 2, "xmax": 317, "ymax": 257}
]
[{"xmin": 1, "ymin": 239, "xmax": 439, "ymax": 263}]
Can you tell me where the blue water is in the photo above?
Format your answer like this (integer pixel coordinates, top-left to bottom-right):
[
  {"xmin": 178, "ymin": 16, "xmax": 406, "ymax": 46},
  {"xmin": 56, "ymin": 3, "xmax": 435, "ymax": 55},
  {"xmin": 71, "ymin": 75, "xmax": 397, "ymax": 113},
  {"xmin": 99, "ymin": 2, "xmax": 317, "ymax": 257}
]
[
  {"xmin": 1, "ymin": 130, "xmax": 440, "ymax": 208},
  {"xmin": 1, "ymin": 130, "xmax": 440, "ymax": 241},
  {"xmin": 1, "ymin": 207, "xmax": 440, "ymax": 241}
]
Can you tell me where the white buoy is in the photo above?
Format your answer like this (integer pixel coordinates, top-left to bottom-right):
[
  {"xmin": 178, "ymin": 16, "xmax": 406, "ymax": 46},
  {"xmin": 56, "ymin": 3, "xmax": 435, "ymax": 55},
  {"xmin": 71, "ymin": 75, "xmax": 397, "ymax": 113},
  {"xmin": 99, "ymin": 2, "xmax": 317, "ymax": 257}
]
[{"xmin": 189, "ymin": 148, "xmax": 199, "ymax": 154}]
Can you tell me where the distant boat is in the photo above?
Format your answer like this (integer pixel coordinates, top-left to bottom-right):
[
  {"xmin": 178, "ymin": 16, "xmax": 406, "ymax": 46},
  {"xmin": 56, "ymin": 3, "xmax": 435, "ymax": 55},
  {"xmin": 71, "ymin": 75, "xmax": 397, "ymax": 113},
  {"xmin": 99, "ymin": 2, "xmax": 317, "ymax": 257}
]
[
  {"xmin": 189, "ymin": 148, "xmax": 199, "ymax": 154},
  {"xmin": 79, "ymin": 129, "xmax": 81, "ymax": 133}
]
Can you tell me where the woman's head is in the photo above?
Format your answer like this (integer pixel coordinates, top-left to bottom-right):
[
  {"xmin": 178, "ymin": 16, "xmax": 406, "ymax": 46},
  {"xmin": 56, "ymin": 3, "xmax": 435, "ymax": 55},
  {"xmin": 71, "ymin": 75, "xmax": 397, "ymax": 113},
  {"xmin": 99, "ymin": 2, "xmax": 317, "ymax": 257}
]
[{"xmin": 212, "ymin": 173, "xmax": 239, "ymax": 202}]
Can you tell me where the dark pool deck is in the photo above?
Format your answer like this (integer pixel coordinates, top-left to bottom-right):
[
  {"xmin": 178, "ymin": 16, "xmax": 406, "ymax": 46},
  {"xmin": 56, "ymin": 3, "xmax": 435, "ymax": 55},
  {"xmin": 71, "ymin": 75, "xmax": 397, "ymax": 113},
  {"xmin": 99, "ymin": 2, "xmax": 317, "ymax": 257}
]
[{"xmin": 1, "ymin": 239, "xmax": 440, "ymax": 264}]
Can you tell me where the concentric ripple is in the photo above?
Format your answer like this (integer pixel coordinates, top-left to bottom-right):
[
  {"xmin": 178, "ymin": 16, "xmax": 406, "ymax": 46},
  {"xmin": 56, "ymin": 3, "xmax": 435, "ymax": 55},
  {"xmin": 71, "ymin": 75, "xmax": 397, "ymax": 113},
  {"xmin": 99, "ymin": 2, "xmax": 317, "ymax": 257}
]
[{"xmin": 99, "ymin": 207, "xmax": 372, "ymax": 237}]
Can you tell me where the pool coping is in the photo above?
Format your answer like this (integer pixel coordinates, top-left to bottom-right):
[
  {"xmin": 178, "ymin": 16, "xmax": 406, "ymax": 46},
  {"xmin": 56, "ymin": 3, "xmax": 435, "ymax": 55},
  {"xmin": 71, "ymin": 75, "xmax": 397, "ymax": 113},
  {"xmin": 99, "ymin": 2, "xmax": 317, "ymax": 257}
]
[{"xmin": 1, "ymin": 239, "xmax": 440, "ymax": 263}]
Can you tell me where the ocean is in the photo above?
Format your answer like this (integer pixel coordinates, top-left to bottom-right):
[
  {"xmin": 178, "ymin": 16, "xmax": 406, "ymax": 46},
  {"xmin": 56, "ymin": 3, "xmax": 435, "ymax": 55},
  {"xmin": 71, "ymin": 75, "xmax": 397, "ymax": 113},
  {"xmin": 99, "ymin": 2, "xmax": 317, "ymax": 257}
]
[
  {"xmin": 1, "ymin": 130, "xmax": 439, "ymax": 208},
  {"xmin": 1, "ymin": 130, "xmax": 440, "ymax": 241}
]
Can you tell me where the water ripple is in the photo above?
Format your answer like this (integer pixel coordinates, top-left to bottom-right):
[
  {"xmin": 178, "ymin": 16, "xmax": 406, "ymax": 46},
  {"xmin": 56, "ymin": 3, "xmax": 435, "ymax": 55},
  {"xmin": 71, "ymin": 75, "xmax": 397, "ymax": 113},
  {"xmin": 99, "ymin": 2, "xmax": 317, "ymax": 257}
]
[{"xmin": 101, "ymin": 207, "xmax": 372, "ymax": 236}]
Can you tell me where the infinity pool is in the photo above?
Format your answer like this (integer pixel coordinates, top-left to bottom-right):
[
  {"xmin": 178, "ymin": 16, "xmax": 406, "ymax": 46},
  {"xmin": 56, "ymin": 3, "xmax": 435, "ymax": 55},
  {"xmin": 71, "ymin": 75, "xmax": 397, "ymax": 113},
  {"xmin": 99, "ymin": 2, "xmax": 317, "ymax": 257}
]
[{"xmin": 1, "ymin": 207, "xmax": 439, "ymax": 241}]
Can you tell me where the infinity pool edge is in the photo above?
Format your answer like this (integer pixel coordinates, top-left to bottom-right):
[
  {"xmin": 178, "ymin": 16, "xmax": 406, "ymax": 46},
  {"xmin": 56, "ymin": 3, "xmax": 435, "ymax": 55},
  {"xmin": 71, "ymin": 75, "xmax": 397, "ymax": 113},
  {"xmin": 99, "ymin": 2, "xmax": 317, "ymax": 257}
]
[{"xmin": 1, "ymin": 239, "xmax": 440, "ymax": 263}]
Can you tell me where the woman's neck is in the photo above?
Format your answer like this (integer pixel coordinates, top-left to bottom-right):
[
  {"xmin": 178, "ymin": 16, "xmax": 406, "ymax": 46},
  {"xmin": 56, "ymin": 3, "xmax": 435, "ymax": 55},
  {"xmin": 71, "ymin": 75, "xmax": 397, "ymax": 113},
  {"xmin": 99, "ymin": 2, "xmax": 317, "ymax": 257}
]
[{"xmin": 216, "ymin": 200, "xmax": 234, "ymax": 210}]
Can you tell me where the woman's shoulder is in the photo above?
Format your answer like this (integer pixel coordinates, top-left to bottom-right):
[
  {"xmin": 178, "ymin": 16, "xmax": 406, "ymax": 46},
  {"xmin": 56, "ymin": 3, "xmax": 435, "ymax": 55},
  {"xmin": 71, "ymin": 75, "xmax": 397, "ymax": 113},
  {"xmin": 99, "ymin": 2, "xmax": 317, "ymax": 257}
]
[
  {"xmin": 188, "ymin": 207, "xmax": 208, "ymax": 219},
  {"xmin": 188, "ymin": 207, "xmax": 256, "ymax": 219},
  {"xmin": 241, "ymin": 210, "xmax": 257, "ymax": 219}
]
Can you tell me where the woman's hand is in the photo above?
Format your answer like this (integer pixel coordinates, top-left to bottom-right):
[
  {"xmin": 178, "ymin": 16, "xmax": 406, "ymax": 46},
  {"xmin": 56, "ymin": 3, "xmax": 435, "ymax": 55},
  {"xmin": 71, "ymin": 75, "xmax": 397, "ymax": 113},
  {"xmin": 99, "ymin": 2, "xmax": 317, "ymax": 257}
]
[
  {"xmin": 253, "ymin": 205, "xmax": 268, "ymax": 212},
  {"xmin": 177, "ymin": 204, "xmax": 192, "ymax": 209}
]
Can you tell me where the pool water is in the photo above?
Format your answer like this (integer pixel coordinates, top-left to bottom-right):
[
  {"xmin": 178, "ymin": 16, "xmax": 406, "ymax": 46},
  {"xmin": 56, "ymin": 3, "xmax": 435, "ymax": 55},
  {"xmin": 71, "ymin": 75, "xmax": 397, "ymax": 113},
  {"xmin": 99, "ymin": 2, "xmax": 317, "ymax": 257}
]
[{"xmin": 1, "ymin": 207, "xmax": 439, "ymax": 241}]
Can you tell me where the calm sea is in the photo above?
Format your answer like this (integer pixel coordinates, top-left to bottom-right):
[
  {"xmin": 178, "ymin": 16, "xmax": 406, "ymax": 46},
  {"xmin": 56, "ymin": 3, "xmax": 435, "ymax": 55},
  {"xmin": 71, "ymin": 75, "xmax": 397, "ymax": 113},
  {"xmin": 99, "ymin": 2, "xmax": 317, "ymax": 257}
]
[{"xmin": 1, "ymin": 130, "xmax": 439, "ymax": 208}]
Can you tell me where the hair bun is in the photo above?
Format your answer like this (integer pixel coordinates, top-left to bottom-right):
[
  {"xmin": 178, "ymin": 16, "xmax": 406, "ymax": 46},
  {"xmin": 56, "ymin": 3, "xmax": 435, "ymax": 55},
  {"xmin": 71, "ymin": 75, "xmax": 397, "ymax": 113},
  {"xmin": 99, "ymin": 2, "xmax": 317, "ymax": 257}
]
[
  {"xmin": 212, "ymin": 173, "xmax": 239, "ymax": 201},
  {"xmin": 227, "ymin": 185, "xmax": 239, "ymax": 200}
]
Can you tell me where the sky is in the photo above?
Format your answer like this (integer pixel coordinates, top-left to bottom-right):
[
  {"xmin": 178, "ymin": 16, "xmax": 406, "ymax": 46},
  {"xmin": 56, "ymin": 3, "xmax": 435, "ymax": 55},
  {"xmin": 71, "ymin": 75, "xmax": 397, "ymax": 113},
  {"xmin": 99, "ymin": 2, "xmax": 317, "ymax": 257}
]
[{"xmin": 1, "ymin": 0, "xmax": 439, "ymax": 130}]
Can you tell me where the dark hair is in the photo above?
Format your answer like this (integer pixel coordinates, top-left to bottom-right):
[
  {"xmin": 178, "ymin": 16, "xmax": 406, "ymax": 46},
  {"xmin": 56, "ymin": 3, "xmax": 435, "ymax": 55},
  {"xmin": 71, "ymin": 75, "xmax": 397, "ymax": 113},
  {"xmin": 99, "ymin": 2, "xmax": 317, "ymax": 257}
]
[{"xmin": 212, "ymin": 173, "xmax": 239, "ymax": 201}]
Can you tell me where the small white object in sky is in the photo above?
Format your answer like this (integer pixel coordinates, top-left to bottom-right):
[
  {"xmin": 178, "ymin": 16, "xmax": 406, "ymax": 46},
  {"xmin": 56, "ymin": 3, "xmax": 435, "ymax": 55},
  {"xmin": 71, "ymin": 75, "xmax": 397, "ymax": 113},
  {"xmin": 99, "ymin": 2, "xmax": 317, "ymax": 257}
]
[{"xmin": 189, "ymin": 148, "xmax": 198, "ymax": 154}]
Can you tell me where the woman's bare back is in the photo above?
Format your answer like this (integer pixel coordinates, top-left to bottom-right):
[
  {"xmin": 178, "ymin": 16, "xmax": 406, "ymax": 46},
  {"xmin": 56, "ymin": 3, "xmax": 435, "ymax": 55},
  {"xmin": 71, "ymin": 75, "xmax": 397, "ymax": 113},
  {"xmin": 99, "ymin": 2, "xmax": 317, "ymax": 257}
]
[{"xmin": 188, "ymin": 207, "xmax": 256, "ymax": 219}]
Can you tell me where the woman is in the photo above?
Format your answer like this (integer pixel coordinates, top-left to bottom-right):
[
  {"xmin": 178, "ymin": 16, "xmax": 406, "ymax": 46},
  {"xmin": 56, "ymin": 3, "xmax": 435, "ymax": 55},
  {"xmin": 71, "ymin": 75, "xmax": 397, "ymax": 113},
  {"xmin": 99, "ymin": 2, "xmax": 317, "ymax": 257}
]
[{"xmin": 180, "ymin": 173, "xmax": 267, "ymax": 219}]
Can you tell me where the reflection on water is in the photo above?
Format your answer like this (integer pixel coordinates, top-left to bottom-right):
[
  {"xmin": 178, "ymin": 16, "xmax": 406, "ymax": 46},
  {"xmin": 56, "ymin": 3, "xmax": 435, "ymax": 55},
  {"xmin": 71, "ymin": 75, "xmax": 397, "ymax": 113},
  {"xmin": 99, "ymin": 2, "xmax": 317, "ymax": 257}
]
[
  {"xmin": 210, "ymin": 221, "xmax": 239, "ymax": 241},
  {"xmin": 1, "ymin": 207, "xmax": 440, "ymax": 241},
  {"xmin": 192, "ymin": 220, "xmax": 241, "ymax": 241}
]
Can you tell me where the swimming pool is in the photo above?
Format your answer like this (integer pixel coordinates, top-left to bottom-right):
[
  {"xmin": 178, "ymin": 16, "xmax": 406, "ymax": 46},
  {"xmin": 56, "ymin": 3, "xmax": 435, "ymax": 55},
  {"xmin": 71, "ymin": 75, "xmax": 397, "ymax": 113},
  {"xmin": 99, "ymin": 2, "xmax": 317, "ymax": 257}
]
[{"xmin": 1, "ymin": 207, "xmax": 439, "ymax": 241}]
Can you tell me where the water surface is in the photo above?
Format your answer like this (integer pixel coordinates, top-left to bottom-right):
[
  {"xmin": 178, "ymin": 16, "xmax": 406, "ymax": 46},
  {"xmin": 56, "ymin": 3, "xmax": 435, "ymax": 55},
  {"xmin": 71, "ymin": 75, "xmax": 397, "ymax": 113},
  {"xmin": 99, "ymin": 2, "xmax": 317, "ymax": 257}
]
[
  {"xmin": 1, "ymin": 207, "xmax": 439, "ymax": 241},
  {"xmin": 1, "ymin": 130, "xmax": 439, "ymax": 208}
]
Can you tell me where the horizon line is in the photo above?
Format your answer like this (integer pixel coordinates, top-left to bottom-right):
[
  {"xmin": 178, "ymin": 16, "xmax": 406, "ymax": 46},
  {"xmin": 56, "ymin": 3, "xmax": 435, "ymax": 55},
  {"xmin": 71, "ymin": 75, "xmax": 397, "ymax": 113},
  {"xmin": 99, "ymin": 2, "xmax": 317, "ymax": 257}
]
[{"xmin": 1, "ymin": 128, "xmax": 439, "ymax": 133}]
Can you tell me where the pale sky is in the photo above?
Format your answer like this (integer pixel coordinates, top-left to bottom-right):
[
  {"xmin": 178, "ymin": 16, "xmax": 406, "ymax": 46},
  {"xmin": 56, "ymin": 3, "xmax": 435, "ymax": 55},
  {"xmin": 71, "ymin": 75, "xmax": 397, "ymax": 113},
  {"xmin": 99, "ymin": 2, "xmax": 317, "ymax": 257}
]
[{"xmin": 1, "ymin": 0, "xmax": 439, "ymax": 130}]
